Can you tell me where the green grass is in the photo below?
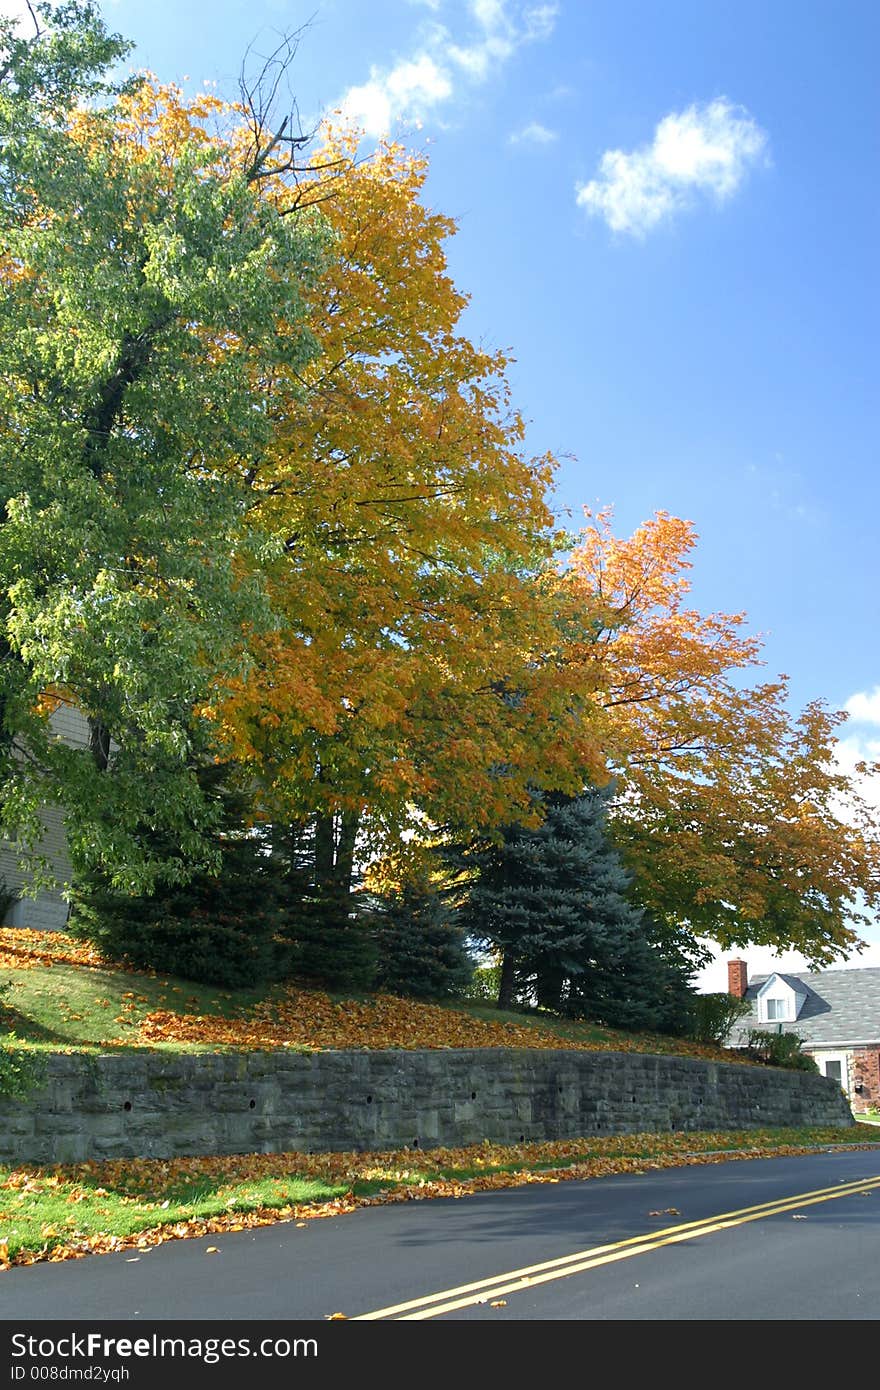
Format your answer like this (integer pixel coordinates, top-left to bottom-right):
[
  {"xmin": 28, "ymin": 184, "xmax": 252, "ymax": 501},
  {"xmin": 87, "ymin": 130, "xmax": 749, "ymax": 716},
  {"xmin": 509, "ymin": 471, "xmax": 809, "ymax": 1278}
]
[
  {"xmin": 1, "ymin": 960, "xmax": 703, "ymax": 1058},
  {"xmin": 0, "ymin": 1171, "xmax": 347, "ymax": 1263},
  {"xmin": 0, "ymin": 964, "xmax": 265, "ymax": 1052}
]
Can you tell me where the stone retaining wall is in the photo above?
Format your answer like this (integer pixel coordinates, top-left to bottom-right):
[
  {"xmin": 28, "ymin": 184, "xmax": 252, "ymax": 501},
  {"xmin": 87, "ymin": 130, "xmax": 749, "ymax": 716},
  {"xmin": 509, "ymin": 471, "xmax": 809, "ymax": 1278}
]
[{"xmin": 0, "ymin": 1049, "xmax": 853, "ymax": 1165}]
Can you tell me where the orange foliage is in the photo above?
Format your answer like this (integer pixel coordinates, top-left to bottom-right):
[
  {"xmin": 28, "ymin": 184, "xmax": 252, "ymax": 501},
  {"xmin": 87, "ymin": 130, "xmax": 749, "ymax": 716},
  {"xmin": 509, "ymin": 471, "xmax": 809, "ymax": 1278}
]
[
  {"xmin": 0, "ymin": 929, "xmax": 106, "ymax": 972},
  {"xmin": 136, "ymin": 981, "xmax": 742, "ymax": 1062},
  {"xmin": 210, "ymin": 125, "xmax": 600, "ymax": 838},
  {"xmin": 557, "ymin": 511, "xmax": 880, "ymax": 956}
]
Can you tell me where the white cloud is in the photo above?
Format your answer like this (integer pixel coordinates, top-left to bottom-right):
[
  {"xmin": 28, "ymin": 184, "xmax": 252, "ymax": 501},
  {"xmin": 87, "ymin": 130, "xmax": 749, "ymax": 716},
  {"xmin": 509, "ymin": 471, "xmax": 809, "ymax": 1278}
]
[
  {"xmin": 576, "ymin": 97, "xmax": 768, "ymax": 237},
  {"xmin": 522, "ymin": 4, "xmax": 559, "ymax": 40},
  {"xmin": 341, "ymin": 54, "xmax": 453, "ymax": 136},
  {"xmin": 337, "ymin": 0, "xmax": 558, "ymax": 138},
  {"xmin": 509, "ymin": 120, "xmax": 558, "ymax": 145},
  {"xmin": 846, "ymin": 687, "xmax": 880, "ymax": 725}
]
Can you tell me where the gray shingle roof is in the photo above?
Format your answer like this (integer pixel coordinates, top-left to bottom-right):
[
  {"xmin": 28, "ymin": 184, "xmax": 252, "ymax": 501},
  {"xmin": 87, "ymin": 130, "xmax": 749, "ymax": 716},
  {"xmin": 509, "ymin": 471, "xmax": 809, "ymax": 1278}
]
[{"xmin": 727, "ymin": 966, "xmax": 880, "ymax": 1048}]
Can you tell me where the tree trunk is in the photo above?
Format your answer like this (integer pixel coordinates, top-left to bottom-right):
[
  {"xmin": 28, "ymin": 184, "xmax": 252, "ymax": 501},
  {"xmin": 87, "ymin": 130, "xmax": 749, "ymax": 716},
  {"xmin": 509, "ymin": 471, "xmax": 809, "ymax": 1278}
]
[
  {"xmin": 313, "ymin": 812, "xmax": 335, "ymax": 890},
  {"xmin": 88, "ymin": 717, "xmax": 111, "ymax": 772},
  {"xmin": 333, "ymin": 809, "xmax": 360, "ymax": 896},
  {"xmin": 535, "ymin": 965, "xmax": 565, "ymax": 1013},
  {"xmin": 497, "ymin": 949, "xmax": 517, "ymax": 1010}
]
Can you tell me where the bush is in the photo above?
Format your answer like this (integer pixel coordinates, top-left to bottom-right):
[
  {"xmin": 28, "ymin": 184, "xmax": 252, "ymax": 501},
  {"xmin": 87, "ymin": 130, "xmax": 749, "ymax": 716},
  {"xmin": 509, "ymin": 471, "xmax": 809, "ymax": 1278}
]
[
  {"xmin": 463, "ymin": 961, "xmax": 503, "ymax": 1003},
  {"xmin": 71, "ymin": 909, "xmax": 286, "ymax": 990},
  {"xmin": 687, "ymin": 993, "xmax": 753, "ymax": 1046},
  {"xmin": 745, "ymin": 1029, "xmax": 818, "ymax": 1072},
  {"xmin": 70, "ymin": 791, "xmax": 292, "ymax": 989}
]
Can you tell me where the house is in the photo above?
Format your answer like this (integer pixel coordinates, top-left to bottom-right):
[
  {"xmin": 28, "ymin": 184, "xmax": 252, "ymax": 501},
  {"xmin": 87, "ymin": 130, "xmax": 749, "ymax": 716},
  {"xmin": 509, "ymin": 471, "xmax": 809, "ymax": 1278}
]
[
  {"xmin": 0, "ymin": 704, "xmax": 90, "ymax": 932},
  {"xmin": 725, "ymin": 957, "xmax": 880, "ymax": 1113}
]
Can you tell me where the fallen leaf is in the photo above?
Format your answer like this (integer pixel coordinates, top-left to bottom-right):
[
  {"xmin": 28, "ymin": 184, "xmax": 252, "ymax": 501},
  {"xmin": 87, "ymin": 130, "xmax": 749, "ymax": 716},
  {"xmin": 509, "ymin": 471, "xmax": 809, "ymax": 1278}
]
[
  {"xmin": 490, "ymin": 1300, "xmax": 507, "ymax": 1308},
  {"xmin": 205, "ymin": 1246, "xmax": 220, "ymax": 1254},
  {"xmin": 326, "ymin": 1313, "xmax": 348, "ymax": 1320}
]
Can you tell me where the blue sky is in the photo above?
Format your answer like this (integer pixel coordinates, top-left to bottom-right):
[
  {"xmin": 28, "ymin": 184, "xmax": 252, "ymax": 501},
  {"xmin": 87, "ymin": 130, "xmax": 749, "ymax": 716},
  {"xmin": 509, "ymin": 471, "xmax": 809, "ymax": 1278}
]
[{"xmin": 8, "ymin": 0, "xmax": 878, "ymax": 984}]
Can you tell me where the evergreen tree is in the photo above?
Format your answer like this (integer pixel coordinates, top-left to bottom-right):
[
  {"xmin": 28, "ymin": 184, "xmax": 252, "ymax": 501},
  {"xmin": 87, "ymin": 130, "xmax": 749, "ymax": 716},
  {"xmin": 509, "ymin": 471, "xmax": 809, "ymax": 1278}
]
[
  {"xmin": 270, "ymin": 817, "xmax": 377, "ymax": 992},
  {"xmin": 448, "ymin": 785, "xmax": 695, "ymax": 1031},
  {"xmin": 69, "ymin": 765, "xmax": 290, "ymax": 988},
  {"xmin": 371, "ymin": 880, "xmax": 474, "ymax": 1000}
]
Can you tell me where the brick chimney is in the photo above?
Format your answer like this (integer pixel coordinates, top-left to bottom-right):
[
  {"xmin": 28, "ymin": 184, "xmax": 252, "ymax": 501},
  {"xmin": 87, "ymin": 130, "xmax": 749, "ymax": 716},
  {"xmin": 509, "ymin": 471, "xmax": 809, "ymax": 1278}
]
[{"xmin": 727, "ymin": 958, "xmax": 748, "ymax": 999}]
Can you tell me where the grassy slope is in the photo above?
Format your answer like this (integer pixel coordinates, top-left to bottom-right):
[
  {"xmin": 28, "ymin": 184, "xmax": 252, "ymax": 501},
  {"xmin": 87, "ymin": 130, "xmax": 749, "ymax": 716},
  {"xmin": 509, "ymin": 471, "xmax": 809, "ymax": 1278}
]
[
  {"xmin": 0, "ymin": 928, "xmax": 732, "ymax": 1058},
  {"xmin": 1, "ymin": 958, "xmax": 737, "ymax": 1060}
]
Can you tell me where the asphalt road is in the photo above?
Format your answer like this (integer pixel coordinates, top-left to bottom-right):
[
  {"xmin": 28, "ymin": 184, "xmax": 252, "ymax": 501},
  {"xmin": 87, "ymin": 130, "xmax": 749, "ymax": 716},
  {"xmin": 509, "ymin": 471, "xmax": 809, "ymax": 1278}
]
[{"xmin": 2, "ymin": 1150, "xmax": 879, "ymax": 1321}]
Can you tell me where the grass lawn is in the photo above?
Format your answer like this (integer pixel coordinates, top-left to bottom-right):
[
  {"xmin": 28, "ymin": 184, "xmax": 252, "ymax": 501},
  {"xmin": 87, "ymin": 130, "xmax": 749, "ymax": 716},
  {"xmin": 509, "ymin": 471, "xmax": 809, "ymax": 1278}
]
[
  {"xmin": 2, "ymin": 1126, "xmax": 878, "ymax": 1270},
  {"xmin": 1, "ymin": 961, "xmax": 266, "ymax": 1051}
]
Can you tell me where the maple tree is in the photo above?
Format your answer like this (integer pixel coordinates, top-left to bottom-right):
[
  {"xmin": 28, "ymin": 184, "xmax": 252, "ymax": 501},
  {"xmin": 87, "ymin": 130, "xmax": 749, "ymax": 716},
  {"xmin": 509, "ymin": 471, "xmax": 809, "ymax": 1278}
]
[
  {"xmin": 3, "ymin": 9, "xmax": 874, "ymax": 985},
  {"xmin": 211, "ymin": 127, "xmax": 603, "ymax": 888},
  {"xmin": 555, "ymin": 510, "xmax": 880, "ymax": 963}
]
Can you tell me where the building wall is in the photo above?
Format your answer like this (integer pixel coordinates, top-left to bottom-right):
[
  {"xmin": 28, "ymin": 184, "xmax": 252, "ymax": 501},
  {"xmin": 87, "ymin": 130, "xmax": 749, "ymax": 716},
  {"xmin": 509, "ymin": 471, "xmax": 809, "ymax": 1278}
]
[
  {"xmin": 0, "ymin": 704, "xmax": 90, "ymax": 931},
  {"xmin": 0, "ymin": 1048, "xmax": 855, "ymax": 1166},
  {"xmin": 851, "ymin": 1048, "xmax": 880, "ymax": 1113}
]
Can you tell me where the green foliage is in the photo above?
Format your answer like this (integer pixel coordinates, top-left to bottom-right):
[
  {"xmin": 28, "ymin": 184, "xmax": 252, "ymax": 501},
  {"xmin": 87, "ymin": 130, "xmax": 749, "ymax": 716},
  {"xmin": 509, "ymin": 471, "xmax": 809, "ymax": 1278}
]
[
  {"xmin": 447, "ymin": 785, "xmax": 696, "ymax": 1033},
  {"xmin": 745, "ymin": 1029, "xmax": 819, "ymax": 1072},
  {"xmin": 370, "ymin": 881, "xmax": 474, "ymax": 1000},
  {"xmin": 687, "ymin": 992, "xmax": 753, "ymax": 1046},
  {"xmin": 0, "ymin": 2, "xmax": 329, "ymax": 892},
  {"xmin": 69, "ymin": 768, "xmax": 291, "ymax": 988},
  {"xmin": 463, "ymin": 960, "xmax": 503, "ymax": 1003}
]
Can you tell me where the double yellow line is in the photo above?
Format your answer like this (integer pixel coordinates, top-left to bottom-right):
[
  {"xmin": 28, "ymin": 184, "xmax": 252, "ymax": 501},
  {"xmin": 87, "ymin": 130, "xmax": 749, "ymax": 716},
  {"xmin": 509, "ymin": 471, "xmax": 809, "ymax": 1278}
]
[{"xmin": 355, "ymin": 1172, "xmax": 880, "ymax": 1319}]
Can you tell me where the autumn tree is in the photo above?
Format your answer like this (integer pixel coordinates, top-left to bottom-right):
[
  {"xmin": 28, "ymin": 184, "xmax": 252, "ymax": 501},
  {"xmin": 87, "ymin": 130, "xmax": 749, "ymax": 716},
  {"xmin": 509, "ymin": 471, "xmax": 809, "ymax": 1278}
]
[
  {"xmin": 212, "ymin": 130, "xmax": 605, "ymax": 900},
  {"xmin": 0, "ymin": 4, "xmax": 328, "ymax": 892},
  {"xmin": 558, "ymin": 511, "xmax": 880, "ymax": 964}
]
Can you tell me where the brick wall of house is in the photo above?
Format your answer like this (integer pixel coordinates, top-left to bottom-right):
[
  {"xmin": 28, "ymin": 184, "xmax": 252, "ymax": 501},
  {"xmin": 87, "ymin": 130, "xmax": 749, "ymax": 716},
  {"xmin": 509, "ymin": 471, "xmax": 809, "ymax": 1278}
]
[{"xmin": 851, "ymin": 1048, "xmax": 880, "ymax": 1113}]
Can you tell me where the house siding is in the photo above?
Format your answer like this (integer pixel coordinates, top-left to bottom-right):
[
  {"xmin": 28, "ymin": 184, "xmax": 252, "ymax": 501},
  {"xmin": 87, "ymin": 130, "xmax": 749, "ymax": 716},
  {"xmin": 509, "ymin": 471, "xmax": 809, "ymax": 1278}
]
[{"xmin": 0, "ymin": 704, "xmax": 90, "ymax": 932}]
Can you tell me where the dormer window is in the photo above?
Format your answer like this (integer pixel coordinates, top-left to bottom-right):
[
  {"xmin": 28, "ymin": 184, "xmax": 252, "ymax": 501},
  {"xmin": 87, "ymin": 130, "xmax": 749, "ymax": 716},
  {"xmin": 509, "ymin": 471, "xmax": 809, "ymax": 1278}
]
[{"xmin": 755, "ymin": 972, "xmax": 807, "ymax": 1025}]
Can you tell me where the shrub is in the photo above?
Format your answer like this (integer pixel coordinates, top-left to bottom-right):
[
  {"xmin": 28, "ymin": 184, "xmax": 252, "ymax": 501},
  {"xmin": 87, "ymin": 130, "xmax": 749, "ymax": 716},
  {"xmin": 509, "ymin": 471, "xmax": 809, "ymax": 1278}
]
[
  {"xmin": 70, "ymin": 790, "xmax": 292, "ymax": 989},
  {"xmin": 745, "ymin": 1029, "xmax": 818, "ymax": 1072},
  {"xmin": 687, "ymin": 992, "xmax": 753, "ymax": 1046}
]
